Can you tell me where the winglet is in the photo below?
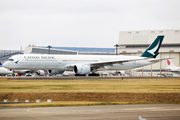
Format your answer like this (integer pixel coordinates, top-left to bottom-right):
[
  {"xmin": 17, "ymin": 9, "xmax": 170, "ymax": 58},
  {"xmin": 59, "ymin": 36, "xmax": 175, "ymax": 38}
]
[
  {"xmin": 141, "ymin": 36, "xmax": 164, "ymax": 58},
  {"xmin": 0, "ymin": 62, "xmax": 2, "ymax": 66}
]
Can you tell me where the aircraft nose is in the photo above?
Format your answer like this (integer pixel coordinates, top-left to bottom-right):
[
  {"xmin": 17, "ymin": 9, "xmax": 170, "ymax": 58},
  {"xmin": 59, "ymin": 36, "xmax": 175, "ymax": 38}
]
[{"xmin": 2, "ymin": 62, "xmax": 9, "ymax": 68}]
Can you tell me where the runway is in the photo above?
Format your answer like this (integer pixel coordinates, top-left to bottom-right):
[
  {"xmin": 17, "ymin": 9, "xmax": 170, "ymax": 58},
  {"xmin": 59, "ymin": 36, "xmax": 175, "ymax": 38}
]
[{"xmin": 0, "ymin": 104, "xmax": 180, "ymax": 120}]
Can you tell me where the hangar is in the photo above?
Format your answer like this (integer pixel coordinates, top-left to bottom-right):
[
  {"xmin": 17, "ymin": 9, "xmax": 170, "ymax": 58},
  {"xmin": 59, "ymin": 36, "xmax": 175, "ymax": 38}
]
[
  {"xmin": 24, "ymin": 46, "xmax": 115, "ymax": 55},
  {"xmin": 24, "ymin": 46, "xmax": 78, "ymax": 55},
  {"xmin": 118, "ymin": 30, "xmax": 180, "ymax": 76}
]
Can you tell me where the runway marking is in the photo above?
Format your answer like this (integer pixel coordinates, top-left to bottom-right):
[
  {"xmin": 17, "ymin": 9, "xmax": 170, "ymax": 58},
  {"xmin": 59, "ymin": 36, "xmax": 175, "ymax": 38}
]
[
  {"xmin": 26, "ymin": 108, "xmax": 90, "ymax": 114},
  {"xmin": 26, "ymin": 108, "xmax": 55, "ymax": 114}
]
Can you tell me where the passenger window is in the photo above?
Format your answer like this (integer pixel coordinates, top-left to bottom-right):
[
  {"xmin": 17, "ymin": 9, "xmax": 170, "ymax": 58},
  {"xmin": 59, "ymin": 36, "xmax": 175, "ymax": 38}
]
[{"xmin": 8, "ymin": 59, "xmax": 14, "ymax": 61}]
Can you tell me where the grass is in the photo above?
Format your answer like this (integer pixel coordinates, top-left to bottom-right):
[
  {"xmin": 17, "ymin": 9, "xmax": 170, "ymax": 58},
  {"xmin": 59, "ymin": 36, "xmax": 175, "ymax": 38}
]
[
  {"xmin": 0, "ymin": 101, "xmax": 123, "ymax": 107},
  {"xmin": 0, "ymin": 78, "xmax": 180, "ymax": 107},
  {"xmin": 1, "ymin": 101, "xmax": 180, "ymax": 107},
  {"xmin": 0, "ymin": 78, "xmax": 180, "ymax": 92}
]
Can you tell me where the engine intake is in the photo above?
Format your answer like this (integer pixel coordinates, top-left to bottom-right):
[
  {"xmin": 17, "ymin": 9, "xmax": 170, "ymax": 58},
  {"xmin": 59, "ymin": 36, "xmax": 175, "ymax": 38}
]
[
  {"xmin": 74, "ymin": 64, "xmax": 91, "ymax": 75},
  {"xmin": 36, "ymin": 70, "xmax": 45, "ymax": 76}
]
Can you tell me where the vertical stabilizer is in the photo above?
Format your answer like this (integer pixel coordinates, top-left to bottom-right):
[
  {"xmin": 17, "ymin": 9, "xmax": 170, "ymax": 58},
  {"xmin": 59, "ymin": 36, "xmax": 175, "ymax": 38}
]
[
  {"xmin": 166, "ymin": 60, "xmax": 176, "ymax": 67},
  {"xmin": 141, "ymin": 36, "xmax": 164, "ymax": 58}
]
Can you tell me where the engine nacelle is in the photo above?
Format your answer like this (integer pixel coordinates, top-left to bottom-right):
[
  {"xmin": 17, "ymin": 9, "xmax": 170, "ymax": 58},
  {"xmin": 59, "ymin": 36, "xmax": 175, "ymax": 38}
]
[
  {"xmin": 74, "ymin": 64, "xmax": 91, "ymax": 75},
  {"xmin": 37, "ymin": 70, "xmax": 45, "ymax": 76}
]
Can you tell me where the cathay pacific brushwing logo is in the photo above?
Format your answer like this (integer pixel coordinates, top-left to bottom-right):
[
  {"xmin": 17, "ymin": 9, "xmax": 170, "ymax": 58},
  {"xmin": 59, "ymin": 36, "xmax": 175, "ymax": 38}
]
[
  {"xmin": 15, "ymin": 60, "xmax": 19, "ymax": 64},
  {"xmin": 147, "ymin": 40, "xmax": 160, "ymax": 55}
]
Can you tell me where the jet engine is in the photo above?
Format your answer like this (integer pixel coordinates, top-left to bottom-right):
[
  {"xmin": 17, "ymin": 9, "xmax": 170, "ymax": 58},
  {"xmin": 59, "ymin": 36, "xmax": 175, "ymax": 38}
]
[
  {"xmin": 74, "ymin": 64, "xmax": 91, "ymax": 75},
  {"xmin": 36, "ymin": 70, "xmax": 45, "ymax": 76}
]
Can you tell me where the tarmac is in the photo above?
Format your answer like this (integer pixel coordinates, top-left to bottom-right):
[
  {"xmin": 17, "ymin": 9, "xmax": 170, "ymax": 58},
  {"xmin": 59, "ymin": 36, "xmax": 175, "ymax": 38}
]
[
  {"xmin": 2, "ymin": 76, "xmax": 180, "ymax": 80},
  {"xmin": 0, "ymin": 104, "xmax": 180, "ymax": 120},
  {"xmin": 1, "ymin": 76, "xmax": 180, "ymax": 119}
]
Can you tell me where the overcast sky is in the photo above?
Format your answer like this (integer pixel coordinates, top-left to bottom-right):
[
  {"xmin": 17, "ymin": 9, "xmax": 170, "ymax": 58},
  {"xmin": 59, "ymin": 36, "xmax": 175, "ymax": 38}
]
[{"xmin": 0, "ymin": 0, "xmax": 180, "ymax": 50}]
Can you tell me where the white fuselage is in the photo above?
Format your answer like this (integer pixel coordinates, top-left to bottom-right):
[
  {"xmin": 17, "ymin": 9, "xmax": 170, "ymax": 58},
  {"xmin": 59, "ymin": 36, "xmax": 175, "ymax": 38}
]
[
  {"xmin": 164, "ymin": 60, "xmax": 180, "ymax": 74},
  {"xmin": 0, "ymin": 67, "xmax": 13, "ymax": 75},
  {"xmin": 0, "ymin": 66, "xmax": 32, "ymax": 76},
  {"xmin": 165, "ymin": 67, "xmax": 180, "ymax": 74},
  {"xmin": 3, "ymin": 54, "xmax": 157, "ymax": 72}
]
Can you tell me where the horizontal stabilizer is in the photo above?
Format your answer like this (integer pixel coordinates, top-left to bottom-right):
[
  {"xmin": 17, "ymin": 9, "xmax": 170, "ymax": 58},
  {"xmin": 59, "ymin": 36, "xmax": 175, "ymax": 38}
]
[{"xmin": 148, "ymin": 57, "xmax": 172, "ymax": 63}]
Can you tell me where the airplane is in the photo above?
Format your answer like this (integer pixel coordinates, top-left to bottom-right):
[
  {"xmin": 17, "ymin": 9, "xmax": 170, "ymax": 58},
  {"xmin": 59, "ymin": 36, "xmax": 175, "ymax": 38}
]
[
  {"xmin": 0, "ymin": 62, "xmax": 48, "ymax": 76},
  {"xmin": 164, "ymin": 59, "xmax": 180, "ymax": 74},
  {"xmin": 96, "ymin": 70, "xmax": 126, "ymax": 76},
  {"xmin": 0, "ymin": 62, "xmax": 13, "ymax": 76},
  {"xmin": 3, "ymin": 36, "xmax": 167, "ymax": 75},
  {"xmin": 96, "ymin": 67, "xmax": 141, "ymax": 76}
]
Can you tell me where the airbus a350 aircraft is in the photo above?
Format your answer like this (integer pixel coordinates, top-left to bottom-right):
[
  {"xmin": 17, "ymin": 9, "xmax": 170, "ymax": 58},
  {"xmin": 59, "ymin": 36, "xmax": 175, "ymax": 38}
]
[
  {"xmin": 164, "ymin": 59, "xmax": 180, "ymax": 74},
  {"xmin": 3, "ymin": 36, "xmax": 166, "ymax": 75}
]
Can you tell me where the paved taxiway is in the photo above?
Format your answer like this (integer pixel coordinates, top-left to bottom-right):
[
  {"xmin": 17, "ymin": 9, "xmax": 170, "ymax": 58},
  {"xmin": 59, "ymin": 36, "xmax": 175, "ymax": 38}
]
[
  {"xmin": 0, "ymin": 104, "xmax": 180, "ymax": 120},
  {"xmin": 4, "ymin": 76, "xmax": 180, "ymax": 80}
]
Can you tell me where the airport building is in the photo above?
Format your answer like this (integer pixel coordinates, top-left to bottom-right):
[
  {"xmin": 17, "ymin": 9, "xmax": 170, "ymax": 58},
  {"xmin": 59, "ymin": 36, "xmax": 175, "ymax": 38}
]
[
  {"xmin": 0, "ymin": 50, "xmax": 23, "ymax": 64},
  {"xmin": 118, "ymin": 30, "xmax": 180, "ymax": 76},
  {"xmin": 24, "ymin": 46, "xmax": 78, "ymax": 55},
  {"xmin": 24, "ymin": 46, "xmax": 115, "ymax": 55}
]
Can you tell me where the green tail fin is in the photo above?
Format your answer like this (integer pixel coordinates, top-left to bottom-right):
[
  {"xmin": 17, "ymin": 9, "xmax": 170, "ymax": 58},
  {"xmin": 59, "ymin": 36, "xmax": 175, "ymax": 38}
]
[{"xmin": 141, "ymin": 36, "xmax": 164, "ymax": 58}]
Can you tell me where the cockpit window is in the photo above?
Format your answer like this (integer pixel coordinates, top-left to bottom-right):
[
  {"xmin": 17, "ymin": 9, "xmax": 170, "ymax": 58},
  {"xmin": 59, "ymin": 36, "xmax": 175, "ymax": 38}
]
[{"xmin": 8, "ymin": 58, "xmax": 14, "ymax": 61}]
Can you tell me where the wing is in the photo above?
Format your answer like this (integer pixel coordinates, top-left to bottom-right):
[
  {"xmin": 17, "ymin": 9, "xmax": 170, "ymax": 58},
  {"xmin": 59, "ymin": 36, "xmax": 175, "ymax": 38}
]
[
  {"xmin": 148, "ymin": 58, "xmax": 172, "ymax": 63},
  {"xmin": 90, "ymin": 57, "xmax": 148, "ymax": 68}
]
